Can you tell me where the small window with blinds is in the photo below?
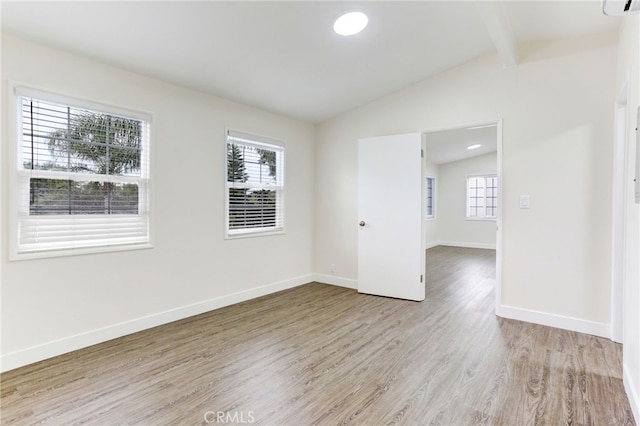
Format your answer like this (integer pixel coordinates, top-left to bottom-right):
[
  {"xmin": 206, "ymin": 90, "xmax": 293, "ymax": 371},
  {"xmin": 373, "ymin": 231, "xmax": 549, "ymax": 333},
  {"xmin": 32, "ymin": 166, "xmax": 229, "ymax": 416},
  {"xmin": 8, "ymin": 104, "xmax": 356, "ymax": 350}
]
[
  {"xmin": 225, "ymin": 130, "xmax": 284, "ymax": 238},
  {"xmin": 466, "ymin": 175, "xmax": 497, "ymax": 220},
  {"xmin": 11, "ymin": 86, "xmax": 151, "ymax": 258},
  {"xmin": 425, "ymin": 177, "xmax": 435, "ymax": 219}
]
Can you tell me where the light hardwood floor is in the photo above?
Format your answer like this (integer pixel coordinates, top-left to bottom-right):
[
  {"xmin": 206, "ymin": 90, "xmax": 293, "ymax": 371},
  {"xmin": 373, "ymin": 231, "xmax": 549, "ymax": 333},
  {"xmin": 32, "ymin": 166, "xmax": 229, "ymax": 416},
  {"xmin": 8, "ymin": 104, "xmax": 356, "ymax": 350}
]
[{"xmin": 1, "ymin": 246, "xmax": 635, "ymax": 425}]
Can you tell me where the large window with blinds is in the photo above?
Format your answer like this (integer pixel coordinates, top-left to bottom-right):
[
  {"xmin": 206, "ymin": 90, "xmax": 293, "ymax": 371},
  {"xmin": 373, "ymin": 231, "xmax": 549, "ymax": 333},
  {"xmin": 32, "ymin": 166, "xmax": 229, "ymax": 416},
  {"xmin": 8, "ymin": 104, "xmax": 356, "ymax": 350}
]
[
  {"xmin": 466, "ymin": 175, "xmax": 497, "ymax": 220},
  {"xmin": 11, "ymin": 86, "xmax": 151, "ymax": 258},
  {"xmin": 225, "ymin": 130, "xmax": 284, "ymax": 237}
]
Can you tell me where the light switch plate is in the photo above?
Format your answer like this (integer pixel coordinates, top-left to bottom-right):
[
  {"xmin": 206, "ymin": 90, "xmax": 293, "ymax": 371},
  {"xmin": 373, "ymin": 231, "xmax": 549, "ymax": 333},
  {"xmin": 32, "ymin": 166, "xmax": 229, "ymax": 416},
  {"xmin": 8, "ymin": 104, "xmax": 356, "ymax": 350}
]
[{"xmin": 519, "ymin": 195, "xmax": 530, "ymax": 209}]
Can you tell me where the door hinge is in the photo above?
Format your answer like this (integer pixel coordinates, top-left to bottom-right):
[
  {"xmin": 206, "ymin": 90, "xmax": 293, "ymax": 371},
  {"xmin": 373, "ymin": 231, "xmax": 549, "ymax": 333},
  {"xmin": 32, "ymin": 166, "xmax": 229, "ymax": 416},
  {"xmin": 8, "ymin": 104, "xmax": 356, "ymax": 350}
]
[
  {"xmin": 420, "ymin": 274, "xmax": 423, "ymax": 283},
  {"xmin": 421, "ymin": 149, "xmax": 424, "ymax": 158}
]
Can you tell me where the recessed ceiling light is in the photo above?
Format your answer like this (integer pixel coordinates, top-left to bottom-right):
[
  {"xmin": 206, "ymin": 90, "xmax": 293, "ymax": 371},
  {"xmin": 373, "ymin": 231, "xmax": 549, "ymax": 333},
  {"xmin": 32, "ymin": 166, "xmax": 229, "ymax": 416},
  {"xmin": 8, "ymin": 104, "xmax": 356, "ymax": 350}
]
[
  {"xmin": 334, "ymin": 11, "xmax": 368, "ymax": 36},
  {"xmin": 467, "ymin": 144, "xmax": 482, "ymax": 150}
]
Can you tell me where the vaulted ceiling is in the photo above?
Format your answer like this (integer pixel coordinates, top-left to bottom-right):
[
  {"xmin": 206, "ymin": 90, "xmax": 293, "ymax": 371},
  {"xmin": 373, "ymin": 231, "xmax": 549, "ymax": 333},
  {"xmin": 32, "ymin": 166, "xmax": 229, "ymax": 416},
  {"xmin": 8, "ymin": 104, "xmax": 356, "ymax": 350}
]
[{"xmin": 1, "ymin": 1, "xmax": 621, "ymax": 124}]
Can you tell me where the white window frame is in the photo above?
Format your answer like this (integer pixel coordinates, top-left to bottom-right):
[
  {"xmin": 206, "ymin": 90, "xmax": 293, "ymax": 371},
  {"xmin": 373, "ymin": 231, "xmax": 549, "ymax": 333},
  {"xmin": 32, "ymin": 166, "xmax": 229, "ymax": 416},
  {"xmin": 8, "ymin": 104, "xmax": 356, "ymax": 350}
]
[
  {"xmin": 425, "ymin": 176, "xmax": 435, "ymax": 220},
  {"xmin": 224, "ymin": 129, "xmax": 285, "ymax": 239},
  {"xmin": 9, "ymin": 84, "xmax": 153, "ymax": 260},
  {"xmin": 466, "ymin": 174, "xmax": 497, "ymax": 221}
]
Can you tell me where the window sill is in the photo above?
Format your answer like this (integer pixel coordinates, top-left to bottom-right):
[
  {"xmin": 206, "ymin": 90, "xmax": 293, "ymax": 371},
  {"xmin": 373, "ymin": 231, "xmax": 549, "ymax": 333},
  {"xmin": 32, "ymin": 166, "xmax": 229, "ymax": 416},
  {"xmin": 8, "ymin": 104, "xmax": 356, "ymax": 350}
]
[
  {"xmin": 465, "ymin": 217, "xmax": 497, "ymax": 222},
  {"xmin": 225, "ymin": 228, "xmax": 285, "ymax": 240},
  {"xmin": 10, "ymin": 242, "xmax": 153, "ymax": 261}
]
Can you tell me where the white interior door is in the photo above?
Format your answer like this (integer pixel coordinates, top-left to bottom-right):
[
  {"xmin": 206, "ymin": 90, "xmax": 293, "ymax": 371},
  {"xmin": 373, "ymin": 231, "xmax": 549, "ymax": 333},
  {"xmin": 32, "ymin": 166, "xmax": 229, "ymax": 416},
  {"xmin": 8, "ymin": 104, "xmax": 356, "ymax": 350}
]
[{"xmin": 358, "ymin": 133, "xmax": 425, "ymax": 301}]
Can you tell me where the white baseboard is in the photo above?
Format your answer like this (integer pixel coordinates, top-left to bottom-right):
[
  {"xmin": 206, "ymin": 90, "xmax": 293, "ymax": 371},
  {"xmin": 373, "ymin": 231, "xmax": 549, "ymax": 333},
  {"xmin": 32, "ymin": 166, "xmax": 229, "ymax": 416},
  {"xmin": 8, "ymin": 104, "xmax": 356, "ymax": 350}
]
[
  {"xmin": 1, "ymin": 274, "xmax": 312, "ymax": 373},
  {"xmin": 496, "ymin": 304, "xmax": 611, "ymax": 339},
  {"xmin": 625, "ymin": 365, "xmax": 640, "ymax": 424},
  {"xmin": 311, "ymin": 273, "xmax": 358, "ymax": 290},
  {"xmin": 437, "ymin": 241, "xmax": 497, "ymax": 250}
]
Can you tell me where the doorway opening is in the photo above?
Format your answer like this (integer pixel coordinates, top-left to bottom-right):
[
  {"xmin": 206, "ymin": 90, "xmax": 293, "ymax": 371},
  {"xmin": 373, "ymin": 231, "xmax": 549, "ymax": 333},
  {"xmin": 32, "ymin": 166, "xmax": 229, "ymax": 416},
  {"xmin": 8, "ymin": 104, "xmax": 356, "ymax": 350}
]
[{"xmin": 422, "ymin": 121, "xmax": 503, "ymax": 312}]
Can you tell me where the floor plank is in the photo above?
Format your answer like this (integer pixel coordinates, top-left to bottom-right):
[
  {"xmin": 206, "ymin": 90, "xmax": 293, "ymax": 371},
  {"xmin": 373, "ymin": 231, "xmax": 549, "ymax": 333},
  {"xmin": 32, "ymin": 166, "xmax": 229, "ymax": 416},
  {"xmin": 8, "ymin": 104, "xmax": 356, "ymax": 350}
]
[{"xmin": 1, "ymin": 246, "xmax": 634, "ymax": 425}]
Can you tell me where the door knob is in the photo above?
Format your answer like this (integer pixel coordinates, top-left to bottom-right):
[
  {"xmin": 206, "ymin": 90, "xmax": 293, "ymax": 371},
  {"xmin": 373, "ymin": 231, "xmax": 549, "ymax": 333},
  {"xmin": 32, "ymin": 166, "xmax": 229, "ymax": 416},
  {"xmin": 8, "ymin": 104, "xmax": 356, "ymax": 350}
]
[{"xmin": 359, "ymin": 221, "xmax": 366, "ymax": 227}]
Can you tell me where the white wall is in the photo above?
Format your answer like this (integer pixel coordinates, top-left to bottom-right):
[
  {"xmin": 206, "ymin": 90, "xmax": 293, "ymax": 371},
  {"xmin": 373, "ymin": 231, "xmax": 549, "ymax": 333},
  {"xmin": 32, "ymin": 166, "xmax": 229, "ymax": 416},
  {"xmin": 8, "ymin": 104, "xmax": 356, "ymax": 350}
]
[
  {"xmin": 314, "ymin": 32, "xmax": 617, "ymax": 336},
  {"xmin": 616, "ymin": 15, "xmax": 640, "ymax": 423},
  {"xmin": 0, "ymin": 35, "xmax": 315, "ymax": 371},
  {"xmin": 435, "ymin": 152, "xmax": 497, "ymax": 249}
]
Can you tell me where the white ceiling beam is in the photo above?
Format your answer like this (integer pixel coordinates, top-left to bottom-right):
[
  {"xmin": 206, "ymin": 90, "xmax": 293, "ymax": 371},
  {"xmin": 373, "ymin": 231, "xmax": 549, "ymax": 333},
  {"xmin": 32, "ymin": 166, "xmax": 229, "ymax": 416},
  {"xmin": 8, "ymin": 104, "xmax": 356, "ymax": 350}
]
[{"xmin": 475, "ymin": 1, "xmax": 518, "ymax": 67}]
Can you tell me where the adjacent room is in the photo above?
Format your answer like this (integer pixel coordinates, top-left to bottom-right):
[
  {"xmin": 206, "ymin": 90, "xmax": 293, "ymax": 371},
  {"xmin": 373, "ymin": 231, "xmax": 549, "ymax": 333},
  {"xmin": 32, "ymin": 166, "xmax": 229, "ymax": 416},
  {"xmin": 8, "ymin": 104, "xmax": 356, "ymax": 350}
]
[
  {"xmin": 424, "ymin": 124, "xmax": 499, "ymax": 250},
  {"xmin": 1, "ymin": 1, "xmax": 639, "ymax": 424}
]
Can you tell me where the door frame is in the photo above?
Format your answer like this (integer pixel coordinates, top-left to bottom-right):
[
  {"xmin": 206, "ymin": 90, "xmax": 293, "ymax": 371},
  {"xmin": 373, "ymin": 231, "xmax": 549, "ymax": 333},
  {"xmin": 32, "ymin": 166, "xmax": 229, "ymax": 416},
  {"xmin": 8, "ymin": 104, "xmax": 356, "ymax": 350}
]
[
  {"xmin": 611, "ymin": 84, "xmax": 628, "ymax": 343},
  {"xmin": 421, "ymin": 119, "xmax": 503, "ymax": 313}
]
